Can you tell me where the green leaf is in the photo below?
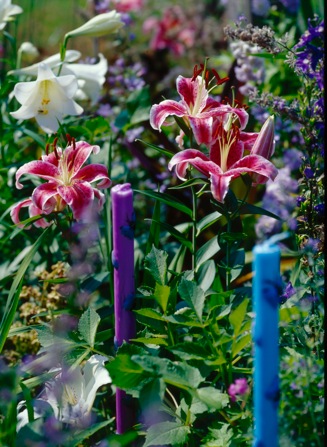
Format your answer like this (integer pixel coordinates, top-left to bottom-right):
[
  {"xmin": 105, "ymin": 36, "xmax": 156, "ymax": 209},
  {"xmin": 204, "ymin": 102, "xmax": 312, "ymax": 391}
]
[
  {"xmin": 237, "ymin": 201, "xmax": 281, "ymax": 219},
  {"xmin": 66, "ymin": 420, "xmax": 114, "ymax": 447},
  {"xmin": 135, "ymin": 190, "xmax": 192, "ymax": 217},
  {"xmin": 145, "ymin": 195, "xmax": 161, "ymax": 255},
  {"xmin": 230, "ymin": 249, "xmax": 245, "ymax": 282},
  {"xmin": 196, "ymin": 260, "xmax": 216, "ymax": 292},
  {"xmin": 169, "ymin": 342, "xmax": 211, "ymax": 361},
  {"xmin": 148, "ymin": 219, "xmax": 193, "ymax": 251},
  {"xmin": 229, "ymin": 299, "xmax": 249, "ymax": 337},
  {"xmin": 144, "ymin": 246, "xmax": 168, "ymax": 285},
  {"xmin": 232, "ymin": 333, "xmax": 251, "ymax": 358},
  {"xmin": 196, "ymin": 236, "xmax": 220, "ymax": 267},
  {"xmin": 107, "ymin": 345, "xmax": 150, "ymax": 391},
  {"xmin": 169, "ymin": 178, "xmax": 208, "ymax": 190},
  {"xmin": 143, "ymin": 421, "xmax": 190, "ymax": 447},
  {"xmin": 132, "ymin": 355, "xmax": 204, "ymax": 390},
  {"xmin": 154, "ymin": 283, "xmax": 171, "ymax": 313},
  {"xmin": 196, "ymin": 211, "xmax": 222, "ymax": 236},
  {"xmin": 196, "ymin": 387, "xmax": 229, "ymax": 410},
  {"xmin": 78, "ymin": 307, "xmax": 101, "ymax": 348},
  {"xmin": 136, "ymin": 139, "xmax": 174, "ymax": 158},
  {"xmin": 0, "ymin": 228, "xmax": 50, "ymax": 353},
  {"xmin": 178, "ymin": 278, "xmax": 205, "ymax": 322},
  {"xmin": 131, "ymin": 336, "xmax": 168, "ymax": 346}
]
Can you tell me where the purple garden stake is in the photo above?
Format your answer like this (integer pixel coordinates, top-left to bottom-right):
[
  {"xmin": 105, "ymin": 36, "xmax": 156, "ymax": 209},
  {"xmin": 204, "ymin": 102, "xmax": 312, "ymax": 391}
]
[{"xmin": 111, "ymin": 183, "xmax": 136, "ymax": 434}]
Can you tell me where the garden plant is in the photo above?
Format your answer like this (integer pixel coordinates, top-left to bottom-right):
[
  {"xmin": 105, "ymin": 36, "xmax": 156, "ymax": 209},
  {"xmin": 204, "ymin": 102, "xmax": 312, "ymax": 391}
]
[{"xmin": 0, "ymin": 0, "xmax": 324, "ymax": 446}]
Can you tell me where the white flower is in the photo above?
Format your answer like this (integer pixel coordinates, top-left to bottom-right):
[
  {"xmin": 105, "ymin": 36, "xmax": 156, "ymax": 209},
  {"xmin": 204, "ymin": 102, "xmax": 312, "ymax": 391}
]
[
  {"xmin": 18, "ymin": 41, "xmax": 39, "ymax": 63},
  {"xmin": 0, "ymin": 0, "xmax": 22, "ymax": 31},
  {"xmin": 10, "ymin": 62, "xmax": 83, "ymax": 134},
  {"xmin": 65, "ymin": 10, "xmax": 124, "ymax": 39},
  {"xmin": 9, "ymin": 50, "xmax": 108, "ymax": 105},
  {"xmin": 17, "ymin": 355, "xmax": 111, "ymax": 430}
]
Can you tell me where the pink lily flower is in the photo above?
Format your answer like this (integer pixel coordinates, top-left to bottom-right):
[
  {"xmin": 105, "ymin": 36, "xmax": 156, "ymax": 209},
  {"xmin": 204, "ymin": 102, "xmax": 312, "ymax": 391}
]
[
  {"xmin": 11, "ymin": 140, "xmax": 111, "ymax": 228},
  {"xmin": 168, "ymin": 116, "xmax": 278, "ymax": 203},
  {"xmin": 150, "ymin": 74, "xmax": 249, "ymax": 146}
]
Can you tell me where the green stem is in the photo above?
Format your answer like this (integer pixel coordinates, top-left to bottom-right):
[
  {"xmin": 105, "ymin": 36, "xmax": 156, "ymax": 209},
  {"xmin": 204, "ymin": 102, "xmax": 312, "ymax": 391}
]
[
  {"xmin": 225, "ymin": 215, "xmax": 232, "ymax": 291},
  {"xmin": 191, "ymin": 185, "xmax": 197, "ymax": 271}
]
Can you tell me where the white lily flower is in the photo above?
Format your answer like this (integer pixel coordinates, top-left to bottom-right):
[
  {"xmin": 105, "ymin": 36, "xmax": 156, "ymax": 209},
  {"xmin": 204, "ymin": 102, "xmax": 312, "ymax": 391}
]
[
  {"xmin": 17, "ymin": 355, "xmax": 111, "ymax": 430},
  {"xmin": 10, "ymin": 62, "xmax": 83, "ymax": 134},
  {"xmin": 0, "ymin": 0, "xmax": 23, "ymax": 31},
  {"xmin": 9, "ymin": 51, "xmax": 108, "ymax": 105},
  {"xmin": 18, "ymin": 42, "xmax": 39, "ymax": 63},
  {"xmin": 65, "ymin": 10, "xmax": 124, "ymax": 39}
]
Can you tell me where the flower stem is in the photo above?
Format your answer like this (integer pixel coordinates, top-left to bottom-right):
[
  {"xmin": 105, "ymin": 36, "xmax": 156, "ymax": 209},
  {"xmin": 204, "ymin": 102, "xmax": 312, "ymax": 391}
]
[{"xmin": 191, "ymin": 185, "xmax": 197, "ymax": 271}]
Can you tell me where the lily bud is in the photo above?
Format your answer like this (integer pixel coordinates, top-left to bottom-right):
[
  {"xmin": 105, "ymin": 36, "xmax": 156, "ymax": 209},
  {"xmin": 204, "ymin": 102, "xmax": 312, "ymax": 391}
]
[
  {"xmin": 18, "ymin": 41, "xmax": 39, "ymax": 63},
  {"xmin": 251, "ymin": 115, "xmax": 275, "ymax": 160},
  {"xmin": 65, "ymin": 10, "xmax": 124, "ymax": 39}
]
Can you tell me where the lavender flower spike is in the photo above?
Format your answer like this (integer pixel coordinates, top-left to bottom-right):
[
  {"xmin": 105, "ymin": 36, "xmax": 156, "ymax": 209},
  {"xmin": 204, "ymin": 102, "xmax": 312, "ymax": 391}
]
[{"xmin": 111, "ymin": 183, "xmax": 136, "ymax": 434}]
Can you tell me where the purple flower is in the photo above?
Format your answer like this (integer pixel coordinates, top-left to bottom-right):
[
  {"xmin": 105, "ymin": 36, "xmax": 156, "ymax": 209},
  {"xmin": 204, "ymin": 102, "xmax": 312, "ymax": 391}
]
[
  {"xmin": 280, "ymin": 281, "xmax": 296, "ymax": 302},
  {"xmin": 280, "ymin": 0, "xmax": 300, "ymax": 14},
  {"xmin": 296, "ymin": 196, "xmax": 306, "ymax": 206},
  {"xmin": 251, "ymin": 0, "xmax": 271, "ymax": 16},
  {"xmin": 304, "ymin": 167, "xmax": 314, "ymax": 179},
  {"xmin": 282, "ymin": 148, "xmax": 303, "ymax": 171},
  {"xmin": 228, "ymin": 378, "xmax": 249, "ymax": 402},
  {"xmin": 314, "ymin": 203, "xmax": 325, "ymax": 216}
]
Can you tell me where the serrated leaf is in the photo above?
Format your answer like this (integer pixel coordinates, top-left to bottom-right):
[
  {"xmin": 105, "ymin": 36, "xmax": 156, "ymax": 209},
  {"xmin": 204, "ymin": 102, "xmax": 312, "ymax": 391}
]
[
  {"xmin": 169, "ymin": 342, "xmax": 211, "ymax": 361},
  {"xmin": 144, "ymin": 246, "xmax": 168, "ymax": 285},
  {"xmin": 144, "ymin": 421, "xmax": 190, "ymax": 447},
  {"xmin": 196, "ymin": 387, "xmax": 229, "ymax": 410},
  {"xmin": 178, "ymin": 278, "xmax": 205, "ymax": 322},
  {"xmin": 132, "ymin": 355, "xmax": 204, "ymax": 390},
  {"xmin": 78, "ymin": 307, "xmax": 100, "ymax": 348}
]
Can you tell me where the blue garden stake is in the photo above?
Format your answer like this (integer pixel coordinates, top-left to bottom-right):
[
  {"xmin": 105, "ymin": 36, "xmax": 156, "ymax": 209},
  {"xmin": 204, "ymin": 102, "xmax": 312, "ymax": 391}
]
[
  {"xmin": 111, "ymin": 183, "xmax": 136, "ymax": 434},
  {"xmin": 252, "ymin": 240, "xmax": 281, "ymax": 447}
]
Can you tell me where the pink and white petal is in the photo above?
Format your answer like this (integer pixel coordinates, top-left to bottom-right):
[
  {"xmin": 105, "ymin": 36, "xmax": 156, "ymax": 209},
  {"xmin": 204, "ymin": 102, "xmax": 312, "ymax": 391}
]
[
  {"xmin": 41, "ymin": 150, "xmax": 60, "ymax": 167},
  {"xmin": 66, "ymin": 141, "xmax": 100, "ymax": 176},
  {"xmin": 32, "ymin": 182, "xmax": 59, "ymax": 212},
  {"xmin": 150, "ymin": 100, "xmax": 188, "ymax": 131},
  {"xmin": 203, "ymin": 97, "xmax": 223, "ymax": 111},
  {"xmin": 15, "ymin": 161, "xmax": 60, "ymax": 189},
  {"xmin": 168, "ymin": 149, "xmax": 210, "ymax": 180},
  {"xmin": 73, "ymin": 164, "xmax": 111, "ymax": 188},
  {"xmin": 57, "ymin": 181, "xmax": 94, "ymax": 220},
  {"xmin": 93, "ymin": 188, "xmax": 106, "ymax": 210},
  {"xmin": 29, "ymin": 203, "xmax": 52, "ymax": 228},
  {"xmin": 239, "ymin": 131, "xmax": 259, "ymax": 152},
  {"xmin": 226, "ymin": 140, "xmax": 244, "ymax": 169},
  {"xmin": 189, "ymin": 116, "xmax": 213, "ymax": 145},
  {"xmin": 227, "ymin": 154, "xmax": 278, "ymax": 183},
  {"xmin": 10, "ymin": 199, "xmax": 33, "ymax": 228},
  {"xmin": 209, "ymin": 172, "xmax": 234, "ymax": 203},
  {"xmin": 177, "ymin": 75, "xmax": 208, "ymax": 113}
]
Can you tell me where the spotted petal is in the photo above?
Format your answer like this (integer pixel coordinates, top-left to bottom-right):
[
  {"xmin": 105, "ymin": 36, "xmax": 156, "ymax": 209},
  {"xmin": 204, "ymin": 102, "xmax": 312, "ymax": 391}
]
[
  {"xmin": 150, "ymin": 100, "xmax": 187, "ymax": 130},
  {"xmin": 57, "ymin": 181, "xmax": 94, "ymax": 220},
  {"xmin": 176, "ymin": 75, "xmax": 208, "ymax": 114},
  {"xmin": 15, "ymin": 160, "xmax": 60, "ymax": 189},
  {"xmin": 65, "ymin": 141, "xmax": 100, "ymax": 176},
  {"xmin": 74, "ymin": 164, "xmax": 111, "ymax": 188}
]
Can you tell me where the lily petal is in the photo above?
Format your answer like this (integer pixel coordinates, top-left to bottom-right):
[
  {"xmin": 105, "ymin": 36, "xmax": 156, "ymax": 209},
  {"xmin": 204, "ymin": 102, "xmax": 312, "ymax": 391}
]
[
  {"xmin": 15, "ymin": 160, "xmax": 60, "ymax": 189},
  {"xmin": 189, "ymin": 116, "xmax": 213, "ymax": 145},
  {"xmin": 150, "ymin": 99, "xmax": 187, "ymax": 130},
  {"xmin": 74, "ymin": 164, "xmax": 111, "ymax": 188},
  {"xmin": 66, "ymin": 141, "xmax": 100, "ymax": 176},
  {"xmin": 57, "ymin": 181, "xmax": 94, "ymax": 220},
  {"xmin": 176, "ymin": 75, "xmax": 208, "ymax": 114},
  {"xmin": 32, "ymin": 182, "xmax": 59, "ymax": 212},
  {"xmin": 168, "ymin": 148, "xmax": 210, "ymax": 180},
  {"xmin": 83, "ymin": 355, "xmax": 111, "ymax": 413}
]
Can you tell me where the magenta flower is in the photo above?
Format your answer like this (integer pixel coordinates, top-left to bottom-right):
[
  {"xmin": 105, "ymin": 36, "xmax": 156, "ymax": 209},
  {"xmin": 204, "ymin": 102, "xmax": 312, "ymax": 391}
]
[
  {"xmin": 228, "ymin": 378, "xmax": 249, "ymax": 402},
  {"xmin": 168, "ymin": 116, "xmax": 278, "ymax": 203},
  {"xmin": 150, "ymin": 74, "xmax": 249, "ymax": 146},
  {"xmin": 11, "ymin": 140, "xmax": 111, "ymax": 228}
]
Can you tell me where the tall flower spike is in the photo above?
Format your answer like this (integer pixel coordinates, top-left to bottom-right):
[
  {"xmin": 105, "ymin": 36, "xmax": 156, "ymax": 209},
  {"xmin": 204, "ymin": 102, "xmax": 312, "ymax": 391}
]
[{"xmin": 10, "ymin": 63, "xmax": 83, "ymax": 134}]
